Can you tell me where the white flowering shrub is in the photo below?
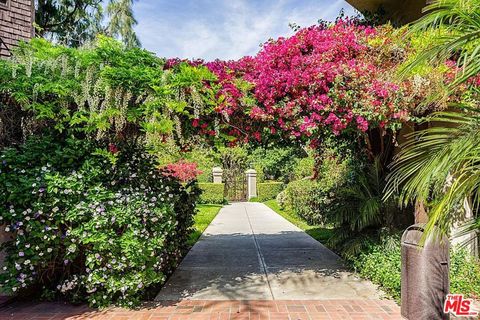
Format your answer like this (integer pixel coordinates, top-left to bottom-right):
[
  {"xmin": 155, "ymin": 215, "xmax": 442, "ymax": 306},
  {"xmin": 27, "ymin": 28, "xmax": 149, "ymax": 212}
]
[
  {"xmin": 0, "ymin": 37, "xmax": 220, "ymax": 149},
  {"xmin": 0, "ymin": 136, "xmax": 200, "ymax": 307}
]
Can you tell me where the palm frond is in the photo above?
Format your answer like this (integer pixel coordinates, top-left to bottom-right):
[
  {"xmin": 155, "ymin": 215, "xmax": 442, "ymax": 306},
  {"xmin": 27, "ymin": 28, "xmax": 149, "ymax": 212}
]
[
  {"xmin": 401, "ymin": 0, "xmax": 480, "ymax": 89},
  {"xmin": 454, "ymin": 217, "xmax": 480, "ymax": 240},
  {"xmin": 330, "ymin": 156, "xmax": 400, "ymax": 253},
  {"xmin": 386, "ymin": 110, "xmax": 480, "ymax": 236}
]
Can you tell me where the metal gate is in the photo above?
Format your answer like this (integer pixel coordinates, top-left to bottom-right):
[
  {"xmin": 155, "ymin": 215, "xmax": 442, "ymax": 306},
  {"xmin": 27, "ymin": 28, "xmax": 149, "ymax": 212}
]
[{"xmin": 223, "ymin": 169, "xmax": 247, "ymax": 202}]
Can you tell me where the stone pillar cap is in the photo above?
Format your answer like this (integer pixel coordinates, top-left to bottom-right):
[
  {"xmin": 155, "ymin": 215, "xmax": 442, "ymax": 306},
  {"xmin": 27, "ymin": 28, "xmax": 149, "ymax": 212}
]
[
  {"xmin": 245, "ymin": 169, "xmax": 257, "ymax": 174},
  {"xmin": 212, "ymin": 167, "xmax": 223, "ymax": 173}
]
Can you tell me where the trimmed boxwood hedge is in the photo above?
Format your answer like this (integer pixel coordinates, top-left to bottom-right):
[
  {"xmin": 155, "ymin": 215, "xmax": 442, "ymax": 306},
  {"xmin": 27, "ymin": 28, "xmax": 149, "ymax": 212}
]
[
  {"xmin": 281, "ymin": 179, "xmax": 324, "ymax": 224},
  {"xmin": 257, "ymin": 181, "xmax": 284, "ymax": 202},
  {"xmin": 198, "ymin": 183, "xmax": 226, "ymax": 204}
]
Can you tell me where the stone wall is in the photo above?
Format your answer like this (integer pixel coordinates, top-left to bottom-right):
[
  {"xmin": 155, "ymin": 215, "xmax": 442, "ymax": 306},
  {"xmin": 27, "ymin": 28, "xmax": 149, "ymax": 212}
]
[{"xmin": 0, "ymin": 0, "xmax": 34, "ymax": 57}]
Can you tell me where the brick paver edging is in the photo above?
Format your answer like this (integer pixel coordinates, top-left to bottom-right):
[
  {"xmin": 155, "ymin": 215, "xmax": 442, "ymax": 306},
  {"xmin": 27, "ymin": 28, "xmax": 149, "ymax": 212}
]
[{"xmin": 0, "ymin": 299, "xmax": 402, "ymax": 320}]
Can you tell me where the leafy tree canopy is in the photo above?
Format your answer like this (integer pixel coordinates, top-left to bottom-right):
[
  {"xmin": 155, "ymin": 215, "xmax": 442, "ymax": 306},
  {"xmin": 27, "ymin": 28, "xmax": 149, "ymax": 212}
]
[{"xmin": 35, "ymin": 0, "xmax": 140, "ymax": 48}]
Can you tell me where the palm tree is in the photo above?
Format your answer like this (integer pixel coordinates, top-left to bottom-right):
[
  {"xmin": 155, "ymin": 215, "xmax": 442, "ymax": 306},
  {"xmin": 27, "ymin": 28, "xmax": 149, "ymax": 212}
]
[
  {"xmin": 106, "ymin": 0, "xmax": 140, "ymax": 48},
  {"xmin": 35, "ymin": 0, "xmax": 140, "ymax": 48},
  {"xmin": 386, "ymin": 0, "xmax": 480, "ymax": 240},
  {"xmin": 387, "ymin": 110, "xmax": 480, "ymax": 237}
]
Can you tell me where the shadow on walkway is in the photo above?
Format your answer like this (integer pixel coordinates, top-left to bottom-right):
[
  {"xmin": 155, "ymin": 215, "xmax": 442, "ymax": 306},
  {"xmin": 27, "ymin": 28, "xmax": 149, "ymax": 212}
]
[{"xmin": 156, "ymin": 202, "xmax": 382, "ymax": 301}]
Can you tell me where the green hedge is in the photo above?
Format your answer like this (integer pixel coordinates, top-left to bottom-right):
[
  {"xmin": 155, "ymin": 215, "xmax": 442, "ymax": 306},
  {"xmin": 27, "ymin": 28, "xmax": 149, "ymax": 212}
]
[
  {"xmin": 198, "ymin": 183, "xmax": 225, "ymax": 204},
  {"xmin": 257, "ymin": 182, "xmax": 284, "ymax": 202},
  {"xmin": 280, "ymin": 153, "xmax": 359, "ymax": 225},
  {"xmin": 281, "ymin": 179, "xmax": 326, "ymax": 224}
]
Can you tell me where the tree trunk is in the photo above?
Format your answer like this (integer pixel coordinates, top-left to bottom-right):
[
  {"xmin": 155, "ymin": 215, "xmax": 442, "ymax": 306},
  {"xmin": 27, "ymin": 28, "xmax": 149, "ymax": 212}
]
[{"xmin": 414, "ymin": 200, "xmax": 429, "ymax": 223}]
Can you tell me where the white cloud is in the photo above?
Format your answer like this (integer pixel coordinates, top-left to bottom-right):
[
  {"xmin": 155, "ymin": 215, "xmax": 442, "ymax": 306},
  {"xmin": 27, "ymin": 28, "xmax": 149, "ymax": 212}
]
[
  {"xmin": 133, "ymin": 0, "xmax": 356, "ymax": 60},
  {"xmin": 286, "ymin": 0, "xmax": 349, "ymax": 28},
  {"xmin": 179, "ymin": 23, "xmax": 222, "ymax": 59},
  {"xmin": 217, "ymin": 0, "xmax": 287, "ymax": 59}
]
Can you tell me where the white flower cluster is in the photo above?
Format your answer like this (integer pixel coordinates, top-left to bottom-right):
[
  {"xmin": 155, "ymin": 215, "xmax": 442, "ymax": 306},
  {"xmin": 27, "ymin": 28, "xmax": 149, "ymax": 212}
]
[
  {"xmin": 1, "ymin": 145, "xmax": 198, "ymax": 308},
  {"xmin": 57, "ymin": 275, "xmax": 79, "ymax": 293}
]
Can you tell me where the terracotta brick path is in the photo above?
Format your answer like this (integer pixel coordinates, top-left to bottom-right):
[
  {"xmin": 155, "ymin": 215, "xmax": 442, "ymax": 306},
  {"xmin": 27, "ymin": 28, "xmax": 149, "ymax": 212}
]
[{"xmin": 0, "ymin": 299, "xmax": 402, "ymax": 320}]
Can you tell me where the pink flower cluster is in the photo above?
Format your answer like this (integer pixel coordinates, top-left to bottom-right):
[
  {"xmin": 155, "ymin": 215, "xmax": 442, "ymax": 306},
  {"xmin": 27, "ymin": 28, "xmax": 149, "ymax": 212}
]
[
  {"xmin": 161, "ymin": 160, "xmax": 202, "ymax": 183},
  {"xmin": 170, "ymin": 21, "xmax": 415, "ymax": 144},
  {"xmin": 237, "ymin": 22, "xmax": 407, "ymax": 138}
]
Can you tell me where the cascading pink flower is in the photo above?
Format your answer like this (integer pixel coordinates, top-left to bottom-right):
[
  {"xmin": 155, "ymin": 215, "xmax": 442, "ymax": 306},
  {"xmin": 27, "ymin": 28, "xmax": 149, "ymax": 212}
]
[
  {"xmin": 168, "ymin": 20, "xmax": 416, "ymax": 144},
  {"xmin": 356, "ymin": 116, "xmax": 369, "ymax": 132}
]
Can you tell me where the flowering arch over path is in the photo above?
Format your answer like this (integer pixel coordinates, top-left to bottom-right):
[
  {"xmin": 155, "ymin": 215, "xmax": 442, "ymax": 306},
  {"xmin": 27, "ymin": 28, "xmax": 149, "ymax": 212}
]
[{"xmin": 170, "ymin": 21, "xmax": 417, "ymax": 152}]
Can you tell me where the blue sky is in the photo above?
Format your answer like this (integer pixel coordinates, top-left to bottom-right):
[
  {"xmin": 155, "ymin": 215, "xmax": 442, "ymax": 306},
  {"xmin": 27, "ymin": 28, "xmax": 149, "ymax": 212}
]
[{"xmin": 133, "ymin": 0, "xmax": 357, "ymax": 61}]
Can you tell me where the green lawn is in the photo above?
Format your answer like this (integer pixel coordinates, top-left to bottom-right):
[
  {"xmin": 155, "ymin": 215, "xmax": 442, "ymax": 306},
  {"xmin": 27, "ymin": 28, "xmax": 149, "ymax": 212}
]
[
  {"xmin": 187, "ymin": 204, "xmax": 223, "ymax": 246},
  {"xmin": 263, "ymin": 199, "xmax": 333, "ymax": 244}
]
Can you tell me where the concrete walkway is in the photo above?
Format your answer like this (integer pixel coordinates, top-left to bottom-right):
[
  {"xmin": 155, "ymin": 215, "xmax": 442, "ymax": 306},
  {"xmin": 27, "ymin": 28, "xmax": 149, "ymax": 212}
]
[
  {"xmin": 156, "ymin": 202, "xmax": 383, "ymax": 301},
  {"xmin": 0, "ymin": 203, "xmax": 401, "ymax": 320}
]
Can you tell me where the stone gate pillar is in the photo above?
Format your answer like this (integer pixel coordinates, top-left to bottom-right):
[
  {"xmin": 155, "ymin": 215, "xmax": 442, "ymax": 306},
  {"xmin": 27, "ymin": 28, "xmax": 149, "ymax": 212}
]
[
  {"xmin": 212, "ymin": 167, "xmax": 223, "ymax": 184},
  {"xmin": 245, "ymin": 169, "xmax": 257, "ymax": 200}
]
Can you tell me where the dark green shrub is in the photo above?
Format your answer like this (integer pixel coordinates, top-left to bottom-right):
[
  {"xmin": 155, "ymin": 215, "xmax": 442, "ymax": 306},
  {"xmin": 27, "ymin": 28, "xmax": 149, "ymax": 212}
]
[
  {"xmin": 198, "ymin": 183, "xmax": 225, "ymax": 204},
  {"xmin": 283, "ymin": 137, "xmax": 409, "ymax": 258},
  {"xmin": 248, "ymin": 147, "xmax": 307, "ymax": 183},
  {"xmin": 281, "ymin": 148, "xmax": 360, "ymax": 225},
  {"xmin": 257, "ymin": 182, "xmax": 284, "ymax": 202},
  {"xmin": 282, "ymin": 179, "xmax": 323, "ymax": 224},
  {"xmin": 352, "ymin": 234, "xmax": 402, "ymax": 301},
  {"xmin": 0, "ymin": 136, "xmax": 200, "ymax": 307},
  {"xmin": 326, "ymin": 157, "xmax": 409, "ymax": 258},
  {"xmin": 293, "ymin": 156, "xmax": 315, "ymax": 180}
]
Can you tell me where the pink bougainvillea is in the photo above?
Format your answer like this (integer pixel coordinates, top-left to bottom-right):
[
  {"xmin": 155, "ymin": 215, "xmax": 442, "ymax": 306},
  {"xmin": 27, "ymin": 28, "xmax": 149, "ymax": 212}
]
[
  {"xmin": 201, "ymin": 21, "xmax": 410, "ymax": 144},
  {"xmin": 161, "ymin": 160, "xmax": 203, "ymax": 183},
  {"xmin": 168, "ymin": 21, "xmax": 420, "ymax": 146}
]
